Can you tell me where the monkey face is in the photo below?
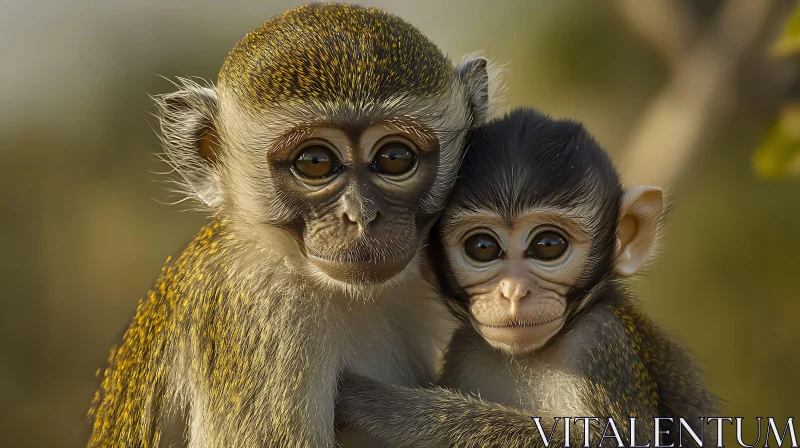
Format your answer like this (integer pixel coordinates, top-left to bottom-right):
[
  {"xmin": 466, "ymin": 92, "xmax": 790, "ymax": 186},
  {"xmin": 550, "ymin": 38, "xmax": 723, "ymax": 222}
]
[
  {"xmin": 441, "ymin": 208, "xmax": 594, "ymax": 355},
  {"xmin": 428, "ymin": 108, "xmax": 666, "ymax": 356},
  {"xmin": 214, "ymin": 118, "xmax": 454, "ymax": 286},
  {"xmin": 275, "ymin": 123, "xmax": 441, "ymax": 284},
  {"xmin": 203, "ymin": 80, "xmax": 484, "ymax": 289},
  {"xmin": 151, "ymin": 3, "xmax": 494, "ymax": 291}
]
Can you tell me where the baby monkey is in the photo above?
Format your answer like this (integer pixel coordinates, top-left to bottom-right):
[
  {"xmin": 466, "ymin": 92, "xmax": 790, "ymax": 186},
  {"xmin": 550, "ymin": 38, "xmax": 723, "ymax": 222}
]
[{"xmin": 336, "ymin": 108, "xmax": 718, "ymax": 448}]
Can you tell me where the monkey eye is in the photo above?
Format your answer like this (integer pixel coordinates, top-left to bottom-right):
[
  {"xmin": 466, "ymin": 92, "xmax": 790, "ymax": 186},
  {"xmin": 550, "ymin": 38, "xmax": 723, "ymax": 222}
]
[
  {"xmin": 528, "ymin": 231, "xmax": 568, "ymax": 261},
  {"xmin": 464, "ymin": 233, "xmax": 502, "ymax": 262},
  {"xmin": 372, "ymin": 141, "xmax": 417, "ymax": 176},
  {"xmin": 293, "ymin": 145, "xmax": 341, "ymax": 179}
]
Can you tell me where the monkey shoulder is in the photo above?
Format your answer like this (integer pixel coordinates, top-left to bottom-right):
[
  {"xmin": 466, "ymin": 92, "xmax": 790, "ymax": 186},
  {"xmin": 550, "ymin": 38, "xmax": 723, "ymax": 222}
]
[
  {"xmin": 133, "ymin": 218, "xmax": 232, "ymax": 336},
  {"xmin": 561, "ymin": 295, "xmax": 718, "ymax": 419},
  {"xmin": 88, "ymin": 219, "xmax": 231, "ymax": 446},
  {"xmin": 552, "ymin": 297, "xmax": 663, "ymax": 417},
  {"xmin": 610, "ymin": 299, "xmax": 719, "ymax": 417}
]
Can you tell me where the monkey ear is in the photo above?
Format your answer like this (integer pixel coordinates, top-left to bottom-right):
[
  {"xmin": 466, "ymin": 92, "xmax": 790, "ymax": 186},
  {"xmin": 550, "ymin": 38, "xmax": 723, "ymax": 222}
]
[
  {"xmin": 614, "ymin": 186, "xmax": 664, "ymax": 277},
  {"xmin": 152, "ymin": 79, "xmax": 222, "ymax": 208},
  {"xmin": 456, "ymin": 57, "xmax": 490, "ymax": 125}
]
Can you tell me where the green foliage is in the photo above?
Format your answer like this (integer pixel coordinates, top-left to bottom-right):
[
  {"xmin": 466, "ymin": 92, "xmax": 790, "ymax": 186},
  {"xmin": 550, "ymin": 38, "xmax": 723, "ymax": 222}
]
[
  {"xmin": 753, "ymin": 105, "xmax": 800, "ymax": 179},
  {"xmin": 754, "ymin": 2, "xmax": 800, "ymax": 179},
  {"xmin": 771, "ymin": 1, "xmax": 800, "ymax": 57}
]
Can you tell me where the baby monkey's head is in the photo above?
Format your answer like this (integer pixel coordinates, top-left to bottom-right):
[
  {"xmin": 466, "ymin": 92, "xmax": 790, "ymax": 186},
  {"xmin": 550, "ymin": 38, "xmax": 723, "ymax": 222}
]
[{"xmin": 430, "ymin": 108, "xmax": 664, "ymax": 355}]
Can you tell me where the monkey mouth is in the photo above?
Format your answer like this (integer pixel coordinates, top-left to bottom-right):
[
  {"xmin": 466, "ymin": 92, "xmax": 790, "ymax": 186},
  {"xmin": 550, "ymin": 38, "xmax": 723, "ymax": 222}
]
[
  {"xmin": 310, "ymin": 253, "xmax": 381, "ymax": 264},
  {"xmin": 308, "ymin": 252, "xmax": 415, "ymax": 285},
  {"xmin": 472, "ymin": 315, "xmax": 565, "ymax": 352},
  {"xmin": 476, "ymin": 316, "xmax": 563, "ymax": 329}
]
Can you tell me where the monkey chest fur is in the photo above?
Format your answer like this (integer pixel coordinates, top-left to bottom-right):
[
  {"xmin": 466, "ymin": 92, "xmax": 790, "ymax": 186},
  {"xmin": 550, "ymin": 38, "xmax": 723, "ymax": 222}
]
[
  {"xmin": 440, "ymin": 330, "xmax": 586, "ymax": 417},
  {"xmin": 335, "ymin": 275, "xmax": 456, "ymax": 446}
]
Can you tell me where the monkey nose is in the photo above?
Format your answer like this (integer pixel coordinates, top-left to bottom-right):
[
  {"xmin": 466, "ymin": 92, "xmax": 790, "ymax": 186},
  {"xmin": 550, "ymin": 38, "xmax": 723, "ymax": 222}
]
[
  {"xmin": 341, "ymin": 193, "xmax": 380, "ymax": 230},
  {"xmin": 499, "ymin": 279, "xmax": 529, "ymax": 311},
  {"xmin": 361, "ymin": 208, "xmax": 379, "ymax": 225},
  {"xmin": 343, "ymin": 208, "xmax": 379, "ymax": 230}
]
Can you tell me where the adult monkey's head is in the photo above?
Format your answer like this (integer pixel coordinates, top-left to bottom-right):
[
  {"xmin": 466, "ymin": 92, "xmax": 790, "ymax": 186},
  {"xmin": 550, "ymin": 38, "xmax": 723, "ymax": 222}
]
[{"xmin": 154, "ymin": 3, "xmax": 497, "ymax": 290}]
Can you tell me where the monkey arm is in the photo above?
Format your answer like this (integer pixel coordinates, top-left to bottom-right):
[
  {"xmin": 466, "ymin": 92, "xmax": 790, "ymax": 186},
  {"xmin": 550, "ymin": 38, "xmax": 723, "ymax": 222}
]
[{"xmin": 336, "ymin": 372, "xmax": 552, "ymax": 448}]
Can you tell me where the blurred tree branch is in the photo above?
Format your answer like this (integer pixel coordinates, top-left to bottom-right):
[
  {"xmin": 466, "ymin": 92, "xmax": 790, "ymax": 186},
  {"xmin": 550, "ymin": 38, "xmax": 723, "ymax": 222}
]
[
  {"xmin": 614, "ymin": 0, "xmax": 799, "ymax": 187},
  {"xmin": 613, "ymin": 0, "xmax": 700, "ymax": 71}
]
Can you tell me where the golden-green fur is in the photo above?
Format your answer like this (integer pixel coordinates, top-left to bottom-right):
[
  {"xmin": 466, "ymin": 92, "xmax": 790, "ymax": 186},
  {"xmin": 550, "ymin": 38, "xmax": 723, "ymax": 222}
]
[
  {"xmin": 89, "ymin": 219, "xmax": 230, "ymax": 447},
  {"xmin": 87, "ymin": 3, "xmax": 498, "ymax": 446},
  {"xmin": 219, "ymin": 3, "xmax": 452, "ymax": 107},
  {"xmin": 88, "ymin": 218, "xmax": 450, "ymax": 447}
]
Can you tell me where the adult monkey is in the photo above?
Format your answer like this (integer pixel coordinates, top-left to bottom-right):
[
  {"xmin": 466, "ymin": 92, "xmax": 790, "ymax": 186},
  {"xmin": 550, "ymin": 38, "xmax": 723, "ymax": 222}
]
[{"xmin": 87, "ymin": 3, "xmax": 498, "ymax": 447}]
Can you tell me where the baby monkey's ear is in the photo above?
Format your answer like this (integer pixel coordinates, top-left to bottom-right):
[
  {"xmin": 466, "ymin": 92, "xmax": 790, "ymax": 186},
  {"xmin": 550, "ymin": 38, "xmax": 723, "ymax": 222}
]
[{"xmin": 614, "ymin": 186, "xmax": 664, "ymax": 277}]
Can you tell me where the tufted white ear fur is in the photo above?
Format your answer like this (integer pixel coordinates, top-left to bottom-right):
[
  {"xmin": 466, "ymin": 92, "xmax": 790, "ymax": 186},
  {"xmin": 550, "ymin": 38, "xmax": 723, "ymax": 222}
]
[
  {"xmin": 152, "ymin": 78, "xmax": 222, "ymax": 209},
  {"xmin": 614, "ymin": 186, "xmax": 664, "ymax": 277},
  {"xmin": 455, "ymin": 54, "xmax": 506, "ymax": 126}
]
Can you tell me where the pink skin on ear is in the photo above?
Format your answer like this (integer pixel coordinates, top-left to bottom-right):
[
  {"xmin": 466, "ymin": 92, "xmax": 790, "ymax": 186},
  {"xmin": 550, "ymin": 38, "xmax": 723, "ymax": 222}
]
[{"xmin": 614, "ymin": 186, "xmax": 664, "ymax": 277}]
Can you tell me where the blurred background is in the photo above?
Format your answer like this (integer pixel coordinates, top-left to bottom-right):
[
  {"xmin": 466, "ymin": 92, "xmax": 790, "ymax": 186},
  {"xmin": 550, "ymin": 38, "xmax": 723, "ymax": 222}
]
[{"xmin": 1, "ymin": 0, "xmax": 798, "ymax": 446}]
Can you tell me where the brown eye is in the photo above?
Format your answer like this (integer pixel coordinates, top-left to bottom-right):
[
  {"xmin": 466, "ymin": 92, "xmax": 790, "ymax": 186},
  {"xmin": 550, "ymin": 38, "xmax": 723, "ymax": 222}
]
[
  {"xmin": 372, "ymin": 141, "xmax": 416, "ymax": 176},
  {"xmin": 464, "ymin": 234, "xmax": 502, "ymax": 262},
  {"xmin": 529, "ymin": 231, "xmax": 568, "ymax": 260},
  {"xmin": 293, "ymin": 145, "xmax": 340, "ymax": 179}
]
